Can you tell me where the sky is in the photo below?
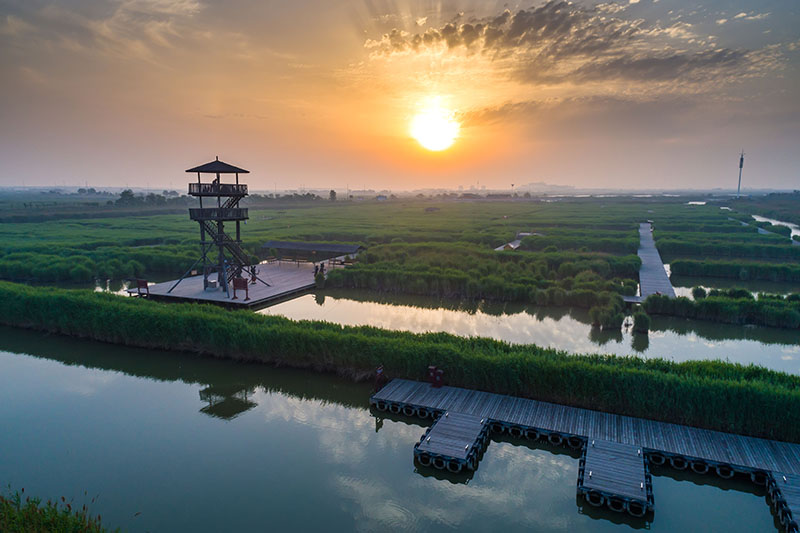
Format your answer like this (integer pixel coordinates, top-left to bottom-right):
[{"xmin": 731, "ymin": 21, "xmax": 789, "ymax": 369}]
[{"xmin": 1, "ymin": 0, "xmax": 798, "ymax": 191}]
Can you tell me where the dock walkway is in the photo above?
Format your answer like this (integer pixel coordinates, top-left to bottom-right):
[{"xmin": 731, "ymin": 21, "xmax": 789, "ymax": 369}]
[
  {"xmin": 625, "ymin": 222, "xmax": 675, "ymax": 304},
  {"xmin": 373, "ymin": 378, "xmax": 799, "ymax": 526},
  {"xmin": 414, "ymin": 411, "xmax": 489, "ymax": 472},
  {"xmin": 578, "ymin": 439, "xmax": 653, "ymax": 516},
  {"xmin": 771, "ymin": 473, "xmax": 800, "ymax": 530}
]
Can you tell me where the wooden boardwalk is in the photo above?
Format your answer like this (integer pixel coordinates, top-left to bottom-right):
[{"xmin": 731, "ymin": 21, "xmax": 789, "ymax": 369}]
[
  {"xmin": 373, "ymin": 379, "xmax": 800, "ymax": 474},
  {"xmin": 630, "ymin": 222, "xmax": 675, "ymax": 303},
  {"xmin": 128, "ymin": 261, "xmax": 319, "ymax": 308},
  {"xmin": 771, "ymin": 473, "xmax": 800, "ymax": 531},
  {"xmin": 373, "ymin": 379, "xmax": 800, "ymax": 523}
]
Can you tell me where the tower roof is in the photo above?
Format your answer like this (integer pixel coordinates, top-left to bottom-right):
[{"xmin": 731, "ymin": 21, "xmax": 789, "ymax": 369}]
[{"xmin": 185, "ymin": 157, "xmax": 249, "ymax": 174}]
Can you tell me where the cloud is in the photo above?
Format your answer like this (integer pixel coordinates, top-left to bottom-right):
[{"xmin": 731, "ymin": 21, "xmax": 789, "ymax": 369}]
[
  {"xmin": 364, "ymin": 1, "xmax": 779, "ymax": 88},
  {"xmin": 716, "ymin": 18, "xmax": 727, "ymax": 25},
  {"xmin": 2, "ymin": 0, "xmax": 204, "ymax": 65},
  {"xmin": 0, "ymin": 15, "xmax": 36, "ymax": 37},
  {"xmin": 733, "ymin": 12, "xmax": 770, "ymax": 21}
]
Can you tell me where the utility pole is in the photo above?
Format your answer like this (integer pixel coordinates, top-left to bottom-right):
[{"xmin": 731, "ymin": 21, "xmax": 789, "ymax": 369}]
[{"xmin": 737, "ymin": 150, "xmax": 745, "ymax": 198}]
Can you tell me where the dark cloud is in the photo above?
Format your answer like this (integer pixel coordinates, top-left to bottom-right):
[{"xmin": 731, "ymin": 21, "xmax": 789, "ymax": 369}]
[
  {"xmin": 460, "ymin": 95, "xmax": 707, "ymax": 142},
  {"xmin": 365, "ymin": 0, "xmax": 777, "ymax": 85},
  {"xmin": 459, "ymin": 100, "xmax": 546, "ymax": 127},
  {"xmin": 569, "ymin": 48, "xmax": 749, "ymax": 82}
]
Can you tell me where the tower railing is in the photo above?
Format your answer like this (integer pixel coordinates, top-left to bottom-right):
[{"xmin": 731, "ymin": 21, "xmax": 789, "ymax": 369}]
[
  {"xmin": 189, "ymin": 183, "xmax": 248, "ymax": 196},
  {"xmin": 189, "ymin": 207, "xmax": 248, "ymax": 221}
]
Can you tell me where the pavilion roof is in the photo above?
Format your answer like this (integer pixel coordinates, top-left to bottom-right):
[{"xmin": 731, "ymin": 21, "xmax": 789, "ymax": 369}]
[{"xmin": 186, "ymin": 157, "xmax": 249, "ymax": 174}]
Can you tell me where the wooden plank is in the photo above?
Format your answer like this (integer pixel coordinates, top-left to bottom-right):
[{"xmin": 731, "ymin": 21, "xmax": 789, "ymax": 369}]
[
  {"xmin": 134, "ymin": 261, "xmax": 324, "ymax": 307},
  {"xmin": 582, "ymin": 440, "xmax": 649, "ymax": 502},
  {"xmin": 373, "ymin": 379, "xmax": 800, "ymax": 475},
  {"xmin": 417, "ymin": 412, "xmax": 487, "ymax": 460},
  {"xmin": 637, "ymin": 223, "xmax": 675, "ymax": 299}
]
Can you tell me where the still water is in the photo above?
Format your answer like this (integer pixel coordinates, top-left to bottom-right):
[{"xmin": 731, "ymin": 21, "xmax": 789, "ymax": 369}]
[
  {"xmin": 671, "ymin": 275, "xmax": 799, "ymax": 298},
  {"xmin": 0, "ymin": 327, "xmax": 779, "ymax": 532},
  {"xmin": 751, "ymin": 214, "xmax": 800, "ymax": 240},
  {"xmin": 260, "ymin": 290, "xmax": 800, "ymax": 374}
]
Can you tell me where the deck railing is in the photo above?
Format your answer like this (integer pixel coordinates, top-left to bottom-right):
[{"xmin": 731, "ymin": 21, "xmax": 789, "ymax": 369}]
[
  {"xmin": 188, "ymin": 183, "xmax": 248, "ymax": 196},
  {"xmin": 189, "ymin": 208, "xmax": 248, "ymax": 221}
]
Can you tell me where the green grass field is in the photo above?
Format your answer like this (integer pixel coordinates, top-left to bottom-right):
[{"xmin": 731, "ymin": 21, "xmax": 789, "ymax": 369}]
[{"xmin": 2, "ymin": 194, "xmax": 798, "ymax": 327}]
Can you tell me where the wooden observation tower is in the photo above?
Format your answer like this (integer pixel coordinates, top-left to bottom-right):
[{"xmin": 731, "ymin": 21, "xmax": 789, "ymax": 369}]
[{"xmin": 180, "ymin": 157, "xmax": 253, "ymax": 294}]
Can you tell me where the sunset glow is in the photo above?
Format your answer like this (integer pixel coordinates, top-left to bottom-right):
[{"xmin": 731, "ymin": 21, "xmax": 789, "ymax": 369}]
[
  {"xmin": 410, "ymin": 101, "xmax": 460, "ymax": 151},
  {"xmin": 0, "ymin": 1, "xmax": 797, "ymax": 189}
]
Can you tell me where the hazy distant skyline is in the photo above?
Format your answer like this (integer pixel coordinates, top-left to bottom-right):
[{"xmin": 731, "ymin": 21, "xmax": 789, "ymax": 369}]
[{"xmin": 1, "ymin": 0, "xmax": 798, "ymax": 190}]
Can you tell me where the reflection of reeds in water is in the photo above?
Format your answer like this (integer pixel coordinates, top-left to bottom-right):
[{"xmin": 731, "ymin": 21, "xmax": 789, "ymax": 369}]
[{"xmin": 1, "ymin": 281, "xmax": 799, "ymax": 442}]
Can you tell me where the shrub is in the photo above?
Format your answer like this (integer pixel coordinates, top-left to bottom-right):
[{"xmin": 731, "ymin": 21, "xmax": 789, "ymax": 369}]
[
  {"xmin": 692, "ymin": 287, "xmax": 707, "ymax": 299},
  {"xmin": 670, "ymin": 259, "xmax": 800, "ymax": 283},
  {"xmin": 589, "ymin": 306, "xmax": 602, "ymax": 327},
  {"xmin": 632, "ymin": 311, "xmax": 651, "ymax": 333},
  {"xmin": 0, "ymin": 487, "xmax": 116, "ymax": 532},
  {"xmin": 644, "ymin": 293, "xmax": 800, "ymax": 329},
  {"xmin": 69, "ymin": 264, "xmax": 94, "ymax": 282}
]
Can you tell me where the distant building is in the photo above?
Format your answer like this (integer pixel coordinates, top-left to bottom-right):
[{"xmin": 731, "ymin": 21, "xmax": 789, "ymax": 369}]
[{"xmin": 494, "ymin": 240, "xmax": 522, "ymax": 251}]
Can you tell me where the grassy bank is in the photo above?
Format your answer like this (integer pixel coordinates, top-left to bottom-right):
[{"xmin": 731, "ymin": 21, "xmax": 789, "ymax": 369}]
[
  {"xmin": 644, "ymin": 293, "xmax": 800, "ymax": 329},
  {"xmin": 1, "ymin": 282, "xmax": 799, "ymax": 442},
  {"xmin": 0, "ymin": 487, "xmax": 115, "ymax": 533},
  {"xmin": 324, "ymin": 242, "xmax": 639, "ymax": 307},
  {"xmin": 670, "ymin": 259, "xmax": 800, "ymax": 282}
]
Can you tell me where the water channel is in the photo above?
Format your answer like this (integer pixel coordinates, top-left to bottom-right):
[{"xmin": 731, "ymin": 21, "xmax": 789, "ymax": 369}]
[
  {"xmin": 259, "ymin": 290, "xmax": 800, "ymax": 374},
  {"xmin": 0, "ymin": 326, "xmax": 781, "ymax": 532},
  {"xmin": 751, "ymin": 214, "xmax": 800, "ymax": 240}
]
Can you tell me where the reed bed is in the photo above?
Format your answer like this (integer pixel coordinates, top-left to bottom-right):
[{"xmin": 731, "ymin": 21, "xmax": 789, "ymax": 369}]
[{"xmin": 1, "ymin": 281, "xmax": 799, "ymax": 442}]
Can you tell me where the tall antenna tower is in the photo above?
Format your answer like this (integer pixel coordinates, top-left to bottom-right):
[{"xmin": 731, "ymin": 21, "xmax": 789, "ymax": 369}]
[{"xmin": 737, "ymin": 150, "xmax": 745, "ymax": 198}]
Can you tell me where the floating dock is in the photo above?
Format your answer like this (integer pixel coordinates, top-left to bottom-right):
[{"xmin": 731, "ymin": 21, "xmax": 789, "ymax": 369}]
[
  {"xmin": 771, "ymin": 473, "xmax": 800, "ymax": 532},
  {"xmin": 372, "ymin": 379, "xmax": 799, "ymax": 528},
  {"xmin": 128, "ymin": 261, "xmax": 317, "ymax": 308},
  {"xmin": 414, "ymin": 411, "xmax": 489, "ymax": 473},
  {"xmin": 625, "ymin": 222, "xmax": 675, "ymax": 304},
  {"xmin": 577, "ymin": 439, "xmax": 653, "ymax": 517}
]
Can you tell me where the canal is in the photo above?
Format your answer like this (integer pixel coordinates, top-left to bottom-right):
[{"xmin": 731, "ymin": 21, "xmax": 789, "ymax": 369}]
[
  {"xmin": 259, "ymin": 290, "xmax": 800, "ymax": 374},
  {"xmin": 0, "ymin": 326, "xmax": 780, "ymax": 532}
]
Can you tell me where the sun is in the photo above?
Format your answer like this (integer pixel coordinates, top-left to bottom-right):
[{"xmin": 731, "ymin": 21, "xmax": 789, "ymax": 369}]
[{"xmin": 410, "ymin": 102, "xmax": 460, "ymax": 151}]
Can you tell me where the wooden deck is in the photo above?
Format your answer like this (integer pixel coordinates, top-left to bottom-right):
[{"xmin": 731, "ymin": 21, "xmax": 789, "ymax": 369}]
[
  {"xmin": 128, "ymin": 261, "xmax": 318, "ymax": 308},
  {"xmin": 416, "ymin": 412, "xmax": 485, "ymax": 461},
  {"xmin": 413, "ymin": 411, "xmax": 490, "ymax": 472},
  {"xmin": 578, "ymin": 439, "xmax": 653, "ymax": 515},
  {"xmin": 632, "ymin": 222, "xmax": 675, "ymax": 302},
  {"xmin": 772, "ymin": 473, "xmax": 800, "ymax": 530},
  {"xmin": 373, "ymin": 378, "xmax": 800, "ymax": 522},
  {"xmin": 372, "ymin": 379, "xmax": 800, "ymax": 475}
]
